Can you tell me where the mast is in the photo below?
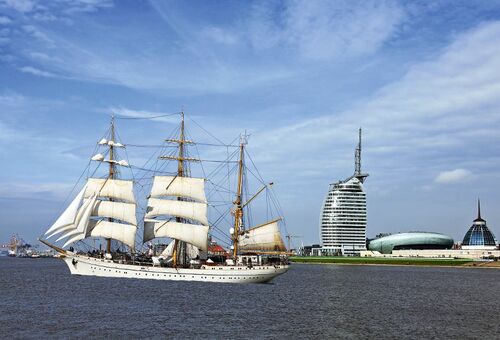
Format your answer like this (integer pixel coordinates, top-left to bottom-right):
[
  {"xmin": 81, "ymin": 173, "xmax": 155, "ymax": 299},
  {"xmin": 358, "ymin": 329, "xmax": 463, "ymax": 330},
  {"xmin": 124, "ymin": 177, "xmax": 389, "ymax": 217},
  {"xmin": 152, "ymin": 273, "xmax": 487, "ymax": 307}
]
[
  {"xmin": 172, "ymin": 112, "xmax": 185, "ymax": 267},
  {"xmin": 157, "ymin": 111, "xmax": 196, "ymax": 267},
  {"xmin": 232, "ymin": 134, "xmax": 246, "ymax": 260},
  {"xmin": 106, "ymin": 114, "xmax": 116, "ymax": 254}
]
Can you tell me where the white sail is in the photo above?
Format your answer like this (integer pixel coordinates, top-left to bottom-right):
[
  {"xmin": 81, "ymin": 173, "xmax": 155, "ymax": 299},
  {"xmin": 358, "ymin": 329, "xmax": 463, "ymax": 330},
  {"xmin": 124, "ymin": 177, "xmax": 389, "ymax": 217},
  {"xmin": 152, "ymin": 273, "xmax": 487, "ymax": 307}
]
[
  {"xmin": 54, "ymin": 194, "xmax": 95, "ymax": 242},
  {"xmin": 61, "ymin": 195, "xmax": 97, "ymax": 247},
  {"xmin": 238, "ymin": 219, "xmax": 286, "ymax": 252},
  {"xmin": 144, "ymin": 220, "xmax": 208, "ymax": 251},
  {"xmin": 91, "ymin": 200, "xmax": 137, "ymax": 225},
  {"xmin": 88, "ymin": 220, "xmax": 137, "ymax": 250},
  {"xmin": 46, "ymin": 224, "xmax": 76, "ymax": 239},
  {"xmin": 84, "ymin": 178, "xmax": 135, "ymax": 203},
  {"xmin": 159, "ymin": 240, "xmax": 199, "ymax": 259},
  {"xmin": 145, "ymin": 198, "xmax": 208, "ymax": 225},
  {"xmin": 160, "ymin": 240, "xmax": 176, "ymax": 257},
  {"xmin": 45, "ymin": 186, "xmax": 86, "ymax": 235},
  {"xmin": 150, "ymin": 176, "xmax": 206, "ymax": 203}
]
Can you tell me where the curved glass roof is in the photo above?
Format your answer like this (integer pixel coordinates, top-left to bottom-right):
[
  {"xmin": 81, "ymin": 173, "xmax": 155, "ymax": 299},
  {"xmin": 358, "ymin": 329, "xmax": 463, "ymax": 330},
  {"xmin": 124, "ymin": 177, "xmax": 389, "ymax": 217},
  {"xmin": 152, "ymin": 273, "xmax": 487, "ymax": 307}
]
[
  {"xmin": 462, "ymin": 225, "xmax": 496, "ymax": 246},
  {"xmin": 462, "ymin": 200, "xmax": 497, "ymax": 247}
]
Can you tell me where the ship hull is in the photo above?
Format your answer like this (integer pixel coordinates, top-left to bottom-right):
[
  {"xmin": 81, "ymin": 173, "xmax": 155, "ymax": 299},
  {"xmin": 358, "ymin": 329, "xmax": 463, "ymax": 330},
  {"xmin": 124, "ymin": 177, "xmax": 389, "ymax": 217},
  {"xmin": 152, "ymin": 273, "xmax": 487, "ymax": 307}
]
[{"xmin": 62, "ymin": 254, "xmax": 288, "ymax": 284}]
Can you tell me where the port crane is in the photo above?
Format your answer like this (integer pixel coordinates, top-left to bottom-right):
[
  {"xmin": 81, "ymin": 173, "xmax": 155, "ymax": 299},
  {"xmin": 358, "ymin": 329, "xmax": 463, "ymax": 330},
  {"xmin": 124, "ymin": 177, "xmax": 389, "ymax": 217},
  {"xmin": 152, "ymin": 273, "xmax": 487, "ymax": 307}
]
[{"xmin": 285, "ymin": 234, "xmax": 302, "ymax": 253}]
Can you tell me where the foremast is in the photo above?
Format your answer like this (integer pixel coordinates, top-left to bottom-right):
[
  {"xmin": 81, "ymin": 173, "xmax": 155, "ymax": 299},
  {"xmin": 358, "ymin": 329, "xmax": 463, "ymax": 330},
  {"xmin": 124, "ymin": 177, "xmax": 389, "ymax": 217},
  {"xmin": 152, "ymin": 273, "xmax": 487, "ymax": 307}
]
[{"xmin": 43, "ymin": 114, "xmax": 137, "ymax": 252}]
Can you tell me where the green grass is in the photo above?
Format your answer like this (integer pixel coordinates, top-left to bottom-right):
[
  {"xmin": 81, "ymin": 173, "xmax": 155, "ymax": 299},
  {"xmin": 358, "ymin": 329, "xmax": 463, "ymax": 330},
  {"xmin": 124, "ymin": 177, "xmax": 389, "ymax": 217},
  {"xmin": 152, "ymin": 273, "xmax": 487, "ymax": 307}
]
[{"xmin": 289, "ymin": 256, "xmax": 473, "ymax": 266}]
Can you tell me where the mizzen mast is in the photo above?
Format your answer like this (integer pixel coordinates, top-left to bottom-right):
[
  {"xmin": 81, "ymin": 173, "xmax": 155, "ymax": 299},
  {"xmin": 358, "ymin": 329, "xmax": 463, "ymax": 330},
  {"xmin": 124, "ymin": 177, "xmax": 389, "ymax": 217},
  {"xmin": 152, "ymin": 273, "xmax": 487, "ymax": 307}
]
[{"xmin": 232, "ymin": 134, "xmax": 247, "ymax": 260}]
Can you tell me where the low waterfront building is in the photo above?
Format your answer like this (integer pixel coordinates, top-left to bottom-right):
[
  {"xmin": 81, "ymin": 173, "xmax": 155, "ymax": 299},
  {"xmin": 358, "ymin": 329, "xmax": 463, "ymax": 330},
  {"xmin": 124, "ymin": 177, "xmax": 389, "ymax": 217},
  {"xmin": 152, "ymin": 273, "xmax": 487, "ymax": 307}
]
[
  {"xmin": 320, "ymin": 129, "xmax": 368, "ymax": 256},
  {"xmin": 368, "ymin": 232, "xmax": 454, "ymax": 254},
  {"xmin": 461, "ymin": 200, "xmax": 497, "ymax": 250},
  {"xmin": 299, "ymin": 244, "xmax": 322, "ymax": 256}
]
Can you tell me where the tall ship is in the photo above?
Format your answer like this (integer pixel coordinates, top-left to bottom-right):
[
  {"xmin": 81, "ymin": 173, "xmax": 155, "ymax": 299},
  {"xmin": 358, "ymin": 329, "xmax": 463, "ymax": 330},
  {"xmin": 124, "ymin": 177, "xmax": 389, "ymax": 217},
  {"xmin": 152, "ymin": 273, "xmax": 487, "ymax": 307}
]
[{"xmin": 40, "ymin": 112, "xmax": 289, "ymax": 283}]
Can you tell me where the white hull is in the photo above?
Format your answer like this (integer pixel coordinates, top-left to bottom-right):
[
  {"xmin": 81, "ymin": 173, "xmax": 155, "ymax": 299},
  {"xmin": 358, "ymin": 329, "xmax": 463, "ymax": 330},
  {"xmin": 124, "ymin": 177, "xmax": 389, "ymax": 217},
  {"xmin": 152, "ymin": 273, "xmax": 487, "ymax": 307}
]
[{"xmin": 62, "ymin": 253, "xmax": 288, "ymax": 284}]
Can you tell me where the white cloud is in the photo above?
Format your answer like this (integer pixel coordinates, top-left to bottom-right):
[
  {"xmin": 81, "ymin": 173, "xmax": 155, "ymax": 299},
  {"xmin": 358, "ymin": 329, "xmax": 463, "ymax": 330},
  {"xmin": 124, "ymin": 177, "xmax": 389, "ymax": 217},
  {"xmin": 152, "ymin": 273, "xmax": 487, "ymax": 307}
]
[
  {"xmin": 0, "ymin": 0, "xmax": 35, "ymax": 13},
  {"xmin": 0, "ymin": 181, "xmax": 75, "ymax": 200},
  {"xmin": 19, "ymin": 65, "xmax": 55, "ymax": 77},
  {"xmin": 435, "ymin": 169, "xmax": 473, "ymax": 184},
  {"xmin": 201, "ymin": 26, "xmax": 239, "ymax": 45},
  {"xmin": 248, "ymin": 0, "xmax": 405, "ymax": 60},
  {"xmin": 247, "ymin": 21, "xmax": 500, "ymax": 186},
  {"xmin": 0, "ymin": 15, "xmax": 12, "ymax": 24}
]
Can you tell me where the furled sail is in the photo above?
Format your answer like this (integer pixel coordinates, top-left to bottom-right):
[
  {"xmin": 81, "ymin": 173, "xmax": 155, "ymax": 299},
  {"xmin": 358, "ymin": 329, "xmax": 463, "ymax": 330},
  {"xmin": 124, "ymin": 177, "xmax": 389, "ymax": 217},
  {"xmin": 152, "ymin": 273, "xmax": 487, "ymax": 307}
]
[
  {"xmin": 145, "ymin": 198, "xmax": 208, "ymax": 225},
  {"xmin": 45, "ymin": 186, "xmax": 86, "ymax": 236},
  {"xmin": 150, "ymin": 176, "xmax": 206, "ymax": 202},
  {"xmin": 238, "ymin": 219, "xmax": 286, "ymax": 252},
  {"xmin": 84, "ymin": 178, "xmax": 135, "ymax": 203},
  {"xmin": 143, "ymin": 220, "xmax": 209, "ymax": 251}
]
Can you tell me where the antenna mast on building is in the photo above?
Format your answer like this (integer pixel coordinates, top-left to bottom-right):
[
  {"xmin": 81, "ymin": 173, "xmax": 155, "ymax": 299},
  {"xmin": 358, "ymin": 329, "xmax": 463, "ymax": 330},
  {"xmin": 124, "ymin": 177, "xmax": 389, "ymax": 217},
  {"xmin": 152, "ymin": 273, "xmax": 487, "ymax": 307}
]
[{"xmin": 354, "ymin": 128, "xmax": 369, "ymax": 183}]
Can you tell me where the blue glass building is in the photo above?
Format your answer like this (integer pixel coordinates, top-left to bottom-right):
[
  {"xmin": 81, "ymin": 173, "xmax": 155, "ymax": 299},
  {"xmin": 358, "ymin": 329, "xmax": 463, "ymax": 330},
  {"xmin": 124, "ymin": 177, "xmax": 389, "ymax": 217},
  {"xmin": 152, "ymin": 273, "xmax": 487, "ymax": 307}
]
[{"xmin": 462, "ymin": 200, "xmax": 497, "ymax": 250}]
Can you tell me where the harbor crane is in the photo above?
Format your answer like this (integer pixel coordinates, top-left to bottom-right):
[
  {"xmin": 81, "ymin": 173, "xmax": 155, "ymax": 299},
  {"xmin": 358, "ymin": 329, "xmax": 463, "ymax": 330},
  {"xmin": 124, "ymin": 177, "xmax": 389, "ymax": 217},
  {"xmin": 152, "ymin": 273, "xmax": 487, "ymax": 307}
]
[{"xmin": 285, "ymin": 234, "xmax": 302, "ymax": 253}]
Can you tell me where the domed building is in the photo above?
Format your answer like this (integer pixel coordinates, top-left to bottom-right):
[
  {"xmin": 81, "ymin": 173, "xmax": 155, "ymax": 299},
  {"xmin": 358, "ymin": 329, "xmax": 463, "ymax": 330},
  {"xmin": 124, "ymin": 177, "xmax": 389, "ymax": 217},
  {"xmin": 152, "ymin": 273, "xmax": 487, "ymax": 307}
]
[
  {"xmin": 368, "ymin": 232, "xmax": 454, "ymax": 254},
  {"xmin": 462, "ymin": 200, "xmax": 497, "ymax": 250}
]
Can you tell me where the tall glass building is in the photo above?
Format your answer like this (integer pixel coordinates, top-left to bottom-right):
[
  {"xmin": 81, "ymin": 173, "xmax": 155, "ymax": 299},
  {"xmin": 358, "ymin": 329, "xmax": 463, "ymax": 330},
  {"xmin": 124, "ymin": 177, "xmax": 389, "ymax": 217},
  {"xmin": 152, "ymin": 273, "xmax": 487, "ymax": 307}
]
[
  {"xmin": 462, "ymin": 200, "xmax": 497, "ymax": 250},
  {"xmin": 320, "ymin": 129, "xmax": 368, "ymax": 256}
]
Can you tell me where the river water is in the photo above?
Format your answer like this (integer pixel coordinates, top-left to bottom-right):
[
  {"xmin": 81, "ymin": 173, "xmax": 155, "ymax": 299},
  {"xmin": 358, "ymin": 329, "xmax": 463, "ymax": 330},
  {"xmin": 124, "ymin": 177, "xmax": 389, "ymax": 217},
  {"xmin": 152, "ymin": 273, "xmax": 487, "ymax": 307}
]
[{"xmin": 0, "ymin": 257, "xmax": 499, "ymax": 339}]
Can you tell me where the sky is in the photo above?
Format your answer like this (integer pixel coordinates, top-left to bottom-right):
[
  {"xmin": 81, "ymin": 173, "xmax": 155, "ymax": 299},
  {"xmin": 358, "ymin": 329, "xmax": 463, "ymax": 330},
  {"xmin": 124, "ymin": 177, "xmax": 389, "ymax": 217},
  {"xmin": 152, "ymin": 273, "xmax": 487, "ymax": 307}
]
[{"xmin": 1, "ymin": 0, "xmax": 500, "ymax": 247}]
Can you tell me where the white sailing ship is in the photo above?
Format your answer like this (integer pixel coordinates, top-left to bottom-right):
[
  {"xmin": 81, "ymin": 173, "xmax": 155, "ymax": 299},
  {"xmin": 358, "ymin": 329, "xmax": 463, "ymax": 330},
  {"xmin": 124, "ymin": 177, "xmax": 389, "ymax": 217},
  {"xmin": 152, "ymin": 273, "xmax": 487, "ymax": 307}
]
[{"xmin": 40, "ymin": 112, "xmax": 289, "ymax": 283}]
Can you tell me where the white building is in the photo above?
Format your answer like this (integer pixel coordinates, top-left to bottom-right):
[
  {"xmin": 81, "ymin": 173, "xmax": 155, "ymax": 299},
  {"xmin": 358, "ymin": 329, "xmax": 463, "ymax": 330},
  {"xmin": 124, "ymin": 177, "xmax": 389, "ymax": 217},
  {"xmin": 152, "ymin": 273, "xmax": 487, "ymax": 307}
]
[{"xmin": 320, "ymin": 129, "xmax": 368, "ymax": 256}]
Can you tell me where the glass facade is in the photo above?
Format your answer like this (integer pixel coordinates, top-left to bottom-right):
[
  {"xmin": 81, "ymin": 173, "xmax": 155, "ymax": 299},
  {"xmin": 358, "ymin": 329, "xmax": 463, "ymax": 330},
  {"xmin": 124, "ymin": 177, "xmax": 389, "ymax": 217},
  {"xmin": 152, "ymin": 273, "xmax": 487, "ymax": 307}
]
[
  {"xmin": 368, "ymin": 232, "xmax": 454, "ymax": 254},
  {"xmin": 461, "ymin": 202, "xmax": 497, "ymax": 249},
  {"xmin": 462, "ymin": 224, "xmax": 496, "ymax": 247},
  {"xmin": 320, "ymin": 176, "xmax": 367, "ymax": 256}
]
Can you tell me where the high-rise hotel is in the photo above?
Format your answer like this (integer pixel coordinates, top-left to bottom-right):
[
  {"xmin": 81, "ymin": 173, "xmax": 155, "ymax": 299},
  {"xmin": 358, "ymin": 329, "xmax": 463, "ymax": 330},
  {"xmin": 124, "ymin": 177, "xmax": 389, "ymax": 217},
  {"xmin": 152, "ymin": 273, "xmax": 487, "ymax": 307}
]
[{"xmin": 320, "ymin": 129, "xmax": 368, "ymax": 256}]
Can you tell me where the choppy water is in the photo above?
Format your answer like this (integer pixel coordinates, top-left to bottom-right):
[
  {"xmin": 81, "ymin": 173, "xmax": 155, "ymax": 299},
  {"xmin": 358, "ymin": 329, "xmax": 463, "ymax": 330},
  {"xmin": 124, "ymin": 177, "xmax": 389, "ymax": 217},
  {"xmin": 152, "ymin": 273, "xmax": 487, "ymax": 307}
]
[{"xmin": 1, "ymin": 257, "xmax": 499, "ymax": 339}]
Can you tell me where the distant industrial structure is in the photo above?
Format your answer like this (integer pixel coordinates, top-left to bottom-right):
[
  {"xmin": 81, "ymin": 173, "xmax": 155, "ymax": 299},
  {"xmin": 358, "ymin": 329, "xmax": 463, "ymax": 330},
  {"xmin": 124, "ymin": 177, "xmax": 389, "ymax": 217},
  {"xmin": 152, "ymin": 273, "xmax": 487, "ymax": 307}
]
[{"xmin": 319, "ymin": 129, "xmax": 368, "ymax": 256}]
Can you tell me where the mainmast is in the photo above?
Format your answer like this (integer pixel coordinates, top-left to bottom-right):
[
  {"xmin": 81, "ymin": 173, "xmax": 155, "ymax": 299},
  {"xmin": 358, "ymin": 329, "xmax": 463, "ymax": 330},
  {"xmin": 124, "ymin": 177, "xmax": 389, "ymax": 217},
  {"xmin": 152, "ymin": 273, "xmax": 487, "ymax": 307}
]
[
  {"xmin": 232, "ymin": 134, "xmax": 246, "ymax": 260},
  {"xmin": 106, "ymin": 114, "xmax": 116, "ymax": 254},
  {"xmin": 173, "ymin": 112, "xmax": 185, "ymax": 267},
  {"xmin": 158, "ymin": 111, "xmax": 197, "ymax": 267}
]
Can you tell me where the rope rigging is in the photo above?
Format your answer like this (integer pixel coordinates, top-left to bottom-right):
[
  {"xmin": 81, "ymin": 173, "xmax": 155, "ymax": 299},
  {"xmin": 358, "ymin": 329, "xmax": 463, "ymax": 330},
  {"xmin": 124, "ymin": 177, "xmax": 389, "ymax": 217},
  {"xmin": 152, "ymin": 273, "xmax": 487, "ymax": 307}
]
[{"xmin": 48, "ymin": 111, "xmax": 287, "ymax": 254}]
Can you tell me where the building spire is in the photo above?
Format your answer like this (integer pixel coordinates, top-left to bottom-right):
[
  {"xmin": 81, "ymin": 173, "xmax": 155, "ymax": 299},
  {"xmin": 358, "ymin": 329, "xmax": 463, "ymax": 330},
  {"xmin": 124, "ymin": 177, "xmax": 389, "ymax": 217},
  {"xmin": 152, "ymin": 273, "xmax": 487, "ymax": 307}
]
[
  {"xmin": 474, "ymin": 198, "xmax": 485, "ymax": 222},
  {"xmin": 354, "ymin": 128, "xmax": 368, "ymax": 183},
  {"xmin": 355, "ymin": 128, "xmax": 362, "ymax": 176}
]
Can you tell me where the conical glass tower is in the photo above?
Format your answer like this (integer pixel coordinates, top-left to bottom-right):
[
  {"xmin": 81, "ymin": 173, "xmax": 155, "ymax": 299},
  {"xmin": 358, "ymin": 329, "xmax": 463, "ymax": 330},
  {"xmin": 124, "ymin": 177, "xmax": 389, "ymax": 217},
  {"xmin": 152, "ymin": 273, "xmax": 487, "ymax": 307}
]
[{"xmin": 462, "ymin": 200, "xmax": 497, "ymax": 250}]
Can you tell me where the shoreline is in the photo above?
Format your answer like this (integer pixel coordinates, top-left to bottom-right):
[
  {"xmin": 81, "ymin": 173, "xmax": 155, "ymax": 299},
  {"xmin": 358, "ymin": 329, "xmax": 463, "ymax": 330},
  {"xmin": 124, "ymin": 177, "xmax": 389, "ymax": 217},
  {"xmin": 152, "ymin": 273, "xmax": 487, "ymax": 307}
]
[{"xmin": 290, "ymin": 256, "xmax": 500, "ymax": 268}]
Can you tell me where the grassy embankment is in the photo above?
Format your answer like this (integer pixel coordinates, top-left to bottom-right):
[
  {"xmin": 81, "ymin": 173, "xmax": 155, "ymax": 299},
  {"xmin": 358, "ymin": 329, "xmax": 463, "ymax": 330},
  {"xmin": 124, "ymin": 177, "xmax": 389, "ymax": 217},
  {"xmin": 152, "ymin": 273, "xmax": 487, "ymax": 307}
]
[{"xmin": 290, "ymin": 256, "xmax": 473, "ymax": 266}]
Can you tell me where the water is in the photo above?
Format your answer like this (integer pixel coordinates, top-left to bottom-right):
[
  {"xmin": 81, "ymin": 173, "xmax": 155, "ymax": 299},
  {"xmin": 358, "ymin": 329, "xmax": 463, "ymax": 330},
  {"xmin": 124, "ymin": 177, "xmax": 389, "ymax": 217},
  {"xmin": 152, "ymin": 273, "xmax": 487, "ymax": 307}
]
[{"xmin": 1, "ymin": 258, "xmax": 499, "ymax": 339}]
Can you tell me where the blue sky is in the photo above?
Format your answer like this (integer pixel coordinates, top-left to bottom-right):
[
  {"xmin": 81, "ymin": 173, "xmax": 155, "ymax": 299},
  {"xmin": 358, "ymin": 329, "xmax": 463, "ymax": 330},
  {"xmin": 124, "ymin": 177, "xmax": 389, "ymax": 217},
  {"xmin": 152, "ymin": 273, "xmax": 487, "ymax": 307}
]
[{"xmin": 1, "ymin": 0, "xmax": 500, "ymax": 247}]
